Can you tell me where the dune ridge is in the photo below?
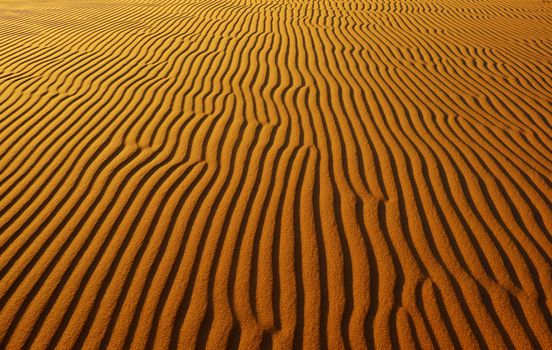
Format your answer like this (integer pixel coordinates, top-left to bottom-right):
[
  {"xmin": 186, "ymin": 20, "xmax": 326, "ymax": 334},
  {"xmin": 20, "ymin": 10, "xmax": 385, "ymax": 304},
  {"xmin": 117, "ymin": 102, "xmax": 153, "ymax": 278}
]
[{"xmin": 0, "ymin": 0, "xmax": 551, "ymax": 348}]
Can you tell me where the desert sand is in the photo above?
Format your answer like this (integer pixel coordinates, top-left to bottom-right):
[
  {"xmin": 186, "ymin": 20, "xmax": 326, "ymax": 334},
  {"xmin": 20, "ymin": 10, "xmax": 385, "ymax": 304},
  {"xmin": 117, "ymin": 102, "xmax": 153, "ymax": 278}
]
[{"xmin": 0, "ymin": 0, "xmax": 551, "ymax": 348}]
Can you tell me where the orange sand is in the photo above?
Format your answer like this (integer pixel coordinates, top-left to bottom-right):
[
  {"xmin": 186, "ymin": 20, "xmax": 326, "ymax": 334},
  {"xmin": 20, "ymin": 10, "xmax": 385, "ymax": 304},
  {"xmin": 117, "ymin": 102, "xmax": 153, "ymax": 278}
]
[{"xmin": 0, "ymin": 0, "xmax": 551, "ymax": 348}]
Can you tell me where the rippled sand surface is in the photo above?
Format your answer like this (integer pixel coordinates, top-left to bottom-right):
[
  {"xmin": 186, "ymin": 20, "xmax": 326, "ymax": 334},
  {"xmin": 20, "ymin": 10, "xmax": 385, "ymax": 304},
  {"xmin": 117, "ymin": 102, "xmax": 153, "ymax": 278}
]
[{"xmin": 0, "ymin": 0, "xmax": 551, "ymax": 348}]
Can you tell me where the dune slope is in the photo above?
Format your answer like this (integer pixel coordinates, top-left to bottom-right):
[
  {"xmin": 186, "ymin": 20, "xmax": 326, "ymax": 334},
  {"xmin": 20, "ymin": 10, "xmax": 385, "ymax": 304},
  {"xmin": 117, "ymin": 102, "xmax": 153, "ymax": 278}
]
[{"xmin": 0, "ymin": 0, "xmax": 551, "ymax": 348}]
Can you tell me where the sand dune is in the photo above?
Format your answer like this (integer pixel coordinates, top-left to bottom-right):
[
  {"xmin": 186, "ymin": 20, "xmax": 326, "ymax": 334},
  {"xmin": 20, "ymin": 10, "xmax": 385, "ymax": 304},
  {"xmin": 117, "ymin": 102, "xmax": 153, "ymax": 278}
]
[{"xmin": 0, "ymin": 0, "xmax": 551, "ymax": 348}]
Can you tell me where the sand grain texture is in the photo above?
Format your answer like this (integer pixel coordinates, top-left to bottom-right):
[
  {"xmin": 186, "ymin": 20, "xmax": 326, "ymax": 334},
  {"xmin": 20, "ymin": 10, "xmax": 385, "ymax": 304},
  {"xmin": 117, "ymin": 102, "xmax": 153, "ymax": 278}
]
[{"xmin": 0, "ymin": 0, "xmax": 551, "ymax": 349}]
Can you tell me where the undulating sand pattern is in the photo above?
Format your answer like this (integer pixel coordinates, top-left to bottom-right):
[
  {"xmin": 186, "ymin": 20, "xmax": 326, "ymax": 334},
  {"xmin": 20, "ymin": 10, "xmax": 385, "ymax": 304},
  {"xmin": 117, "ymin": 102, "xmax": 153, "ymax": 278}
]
[{"xmin": 1, "ymin": 0, "xmax": 551, "ymax": 348}]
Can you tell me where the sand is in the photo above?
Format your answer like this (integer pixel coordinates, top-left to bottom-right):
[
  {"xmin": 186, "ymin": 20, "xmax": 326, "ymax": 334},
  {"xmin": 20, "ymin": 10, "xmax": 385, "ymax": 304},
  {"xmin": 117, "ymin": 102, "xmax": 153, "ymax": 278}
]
[{"xmin": 0, "ymin": 0, "xmax": 551, "ymax": 348}]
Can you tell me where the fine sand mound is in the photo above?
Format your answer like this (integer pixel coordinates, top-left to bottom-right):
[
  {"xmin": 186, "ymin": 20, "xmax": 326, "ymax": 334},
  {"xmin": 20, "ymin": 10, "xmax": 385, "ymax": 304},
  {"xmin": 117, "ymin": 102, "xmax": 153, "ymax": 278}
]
[{"xmin": 0, "ymin": 0, "xmax": 551, "ymax": 348}]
